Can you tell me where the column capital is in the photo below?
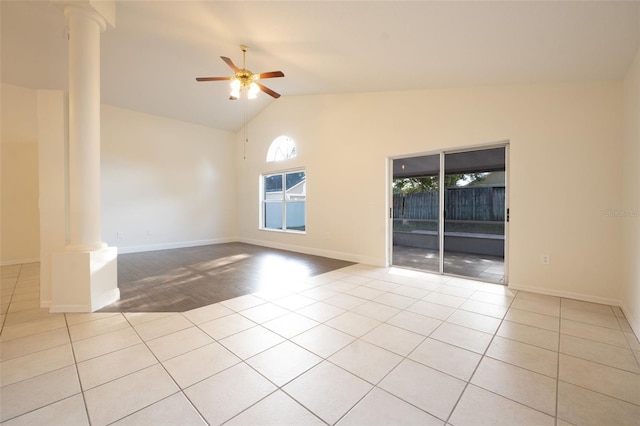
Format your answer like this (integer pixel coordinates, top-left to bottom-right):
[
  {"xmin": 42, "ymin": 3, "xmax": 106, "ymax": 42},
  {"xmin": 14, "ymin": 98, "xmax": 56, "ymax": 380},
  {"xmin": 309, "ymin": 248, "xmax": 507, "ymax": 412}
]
[{"xmin": 52, "ymin": 0, "xmax": 116, "ymax": 30}]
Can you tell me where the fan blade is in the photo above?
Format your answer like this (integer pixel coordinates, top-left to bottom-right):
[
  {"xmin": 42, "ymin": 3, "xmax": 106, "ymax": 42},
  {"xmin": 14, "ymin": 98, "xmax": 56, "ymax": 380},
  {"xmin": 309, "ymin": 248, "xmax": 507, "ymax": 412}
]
[
  {"xmin": 221, "ymin": 56, "xmax": 240, "ymax": 72},
  {"xmin": 255, "ymin": 82, "xmax": 281, "ymax": 99},
  {"xmin": 196, "ymin": 76, "xmax": 232, "ymax": 81},
  {"xmin": 256, "ymin": 71, "xmax": 284, "ymax": 79}
]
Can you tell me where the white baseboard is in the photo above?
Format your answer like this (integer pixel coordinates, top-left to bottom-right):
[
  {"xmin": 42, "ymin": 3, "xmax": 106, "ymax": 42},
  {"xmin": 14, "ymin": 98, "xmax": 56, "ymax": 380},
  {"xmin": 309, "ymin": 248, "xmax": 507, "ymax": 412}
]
[
  {"xmin": 238, "ymin": 237, "xmax": 384, "ymax": 267},
  {"xmin": 1, "ymin": 258, "xmax": 40, "ymax": 266},
  {"xmin": 119, "ymin": 236, "xmax": 384, "ymax": 267},
  {"xmin": 508, "ymin": 283, "xmax": 621, "ymax": 307},
  {"xmin": 116, "ymin": 238, "xmax": 237, "ymax": 254}
]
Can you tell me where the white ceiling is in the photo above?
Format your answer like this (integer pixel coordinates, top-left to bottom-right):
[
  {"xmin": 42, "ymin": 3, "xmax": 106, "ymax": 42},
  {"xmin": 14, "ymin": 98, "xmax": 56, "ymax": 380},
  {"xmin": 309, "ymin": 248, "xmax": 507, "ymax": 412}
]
[{"xmin": 2, "ymin": 1, "xmax": 639, "ymax": 132}]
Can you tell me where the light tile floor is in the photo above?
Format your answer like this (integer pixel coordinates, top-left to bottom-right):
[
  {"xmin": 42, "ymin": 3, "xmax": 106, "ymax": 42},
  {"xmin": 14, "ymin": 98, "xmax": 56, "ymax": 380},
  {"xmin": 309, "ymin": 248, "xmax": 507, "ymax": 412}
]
[{"xmin": 2, "ymin": 262, "xmax": 640, "ymax": 425}]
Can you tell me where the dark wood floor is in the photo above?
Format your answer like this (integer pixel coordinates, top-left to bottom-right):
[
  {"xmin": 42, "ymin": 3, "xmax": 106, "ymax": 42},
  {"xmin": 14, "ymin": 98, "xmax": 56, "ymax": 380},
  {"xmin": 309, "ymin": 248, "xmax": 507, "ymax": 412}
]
[{"xmin": 98, "ymin": 242, "xmax": 354, "ymax": 312}]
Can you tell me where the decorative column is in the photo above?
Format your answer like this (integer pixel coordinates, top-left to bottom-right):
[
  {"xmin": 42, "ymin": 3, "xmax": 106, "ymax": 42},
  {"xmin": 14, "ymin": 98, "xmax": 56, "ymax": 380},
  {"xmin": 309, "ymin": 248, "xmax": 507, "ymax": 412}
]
[
  {"xmin": 66, "ymin": 5, "xmax": 106, "ymax": 251},
  {"xmin": 50, "ymin": 0, "xmax": 119, "ymax": 312}
]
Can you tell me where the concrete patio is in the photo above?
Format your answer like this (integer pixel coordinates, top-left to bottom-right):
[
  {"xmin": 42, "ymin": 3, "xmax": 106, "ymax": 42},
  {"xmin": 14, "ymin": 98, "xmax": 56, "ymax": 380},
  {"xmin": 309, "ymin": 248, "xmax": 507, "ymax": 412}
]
[{"xmin": 392, "ymin": 245, "xmax": 505, "ymax": 283}]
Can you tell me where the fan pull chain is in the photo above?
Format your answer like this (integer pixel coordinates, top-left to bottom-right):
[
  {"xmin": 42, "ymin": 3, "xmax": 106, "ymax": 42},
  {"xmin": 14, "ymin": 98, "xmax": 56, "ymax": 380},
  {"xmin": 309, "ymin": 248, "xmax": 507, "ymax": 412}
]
[{"xmin": 243, "ymin": 95, "xmax": 248, "ymax": 160}]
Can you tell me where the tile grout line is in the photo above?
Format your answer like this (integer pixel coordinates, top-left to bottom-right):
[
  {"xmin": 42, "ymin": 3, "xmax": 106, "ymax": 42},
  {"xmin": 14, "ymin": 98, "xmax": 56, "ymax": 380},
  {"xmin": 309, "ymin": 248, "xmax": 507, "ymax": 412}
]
[
  {"xmin": 0, "ymin": 311, "xmax": 95, "ymax": 425},
  {"xmin": 0, "ymin": 264, "xmax": 21, "ymax": 335},
  {"xmin": 555, "ymin": 378, "xmax": 640, "ymax": 409},
  {"xmin": 62, "ymin": 312, "xmax": 207, "ymax": 425},
  {"xmin": 3, "ymin": 264, "xmax": 639, "ymax": 425},
  {"xmin": 192, "ymin": 275, "xmax": 421, "ymax": 425},
  {"xmin": 140, "ymin": 312, "xmax": 220, "ymax": 425},
  {"xmin": 75, "ymin": 290, "xmax": 640, "ymax": 425},
  {"xmin": 280, "ymin": 280, "xmax": 434, "ymax": 425},
  {"xmin": 121, "ymin": 312, "xmax": 212, "ymax": 426},
  {"xmin": 61, "ymin": 313, "xmax": 95, "ymax": 426},
  {"xmin": 206, "ymin": 276, "xmax": 514, "ymax": 424},
  {"xmin": 338, "ymin": 275, "xmax": 564, "ymax": 424},
  {"xmin": 218, "ymin": 280, "xmax": 352, "ymax": 424},
  {"xmin": 558, "ymin": 342, "xmax": 640, "ymax": 374},
  {"xmin": 442, "ymin": 285, "xmax": 520, "ymax": 425},
  {"xmin": 145, "ymin": 300, "xmax": 329, "ymax": 425},
  {"xmin": 242, "ymin": 270, "xmax": 636, "ymax": 423},
  {"xmin": 555, "ymin": 300, "xmax": 563, "ymax": 426},
  {"xmin": 190, "ymin": 292, "xmax": 338, "ymax": 425},
  {"xmin": 298, "ymin": 279, "xmax": 484, "ymax": 424},
  {"xmin": 0, "ymin": 332, "xmax": 83, "ymax": 424},
  {"xmin": 327, "ymin": 297, "xmax": 433, "ymax": 425}
]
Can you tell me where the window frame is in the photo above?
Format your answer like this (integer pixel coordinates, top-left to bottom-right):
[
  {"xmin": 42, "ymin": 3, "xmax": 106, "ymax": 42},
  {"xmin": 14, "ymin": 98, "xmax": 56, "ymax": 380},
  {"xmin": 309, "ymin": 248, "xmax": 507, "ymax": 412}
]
[
  {"xmin": 260, "ymin": 168, "xmax": 306, "ymax": 234},
  {"xmin": 266, "ymin": 135, "xmax": 297, "ymax": 162}
]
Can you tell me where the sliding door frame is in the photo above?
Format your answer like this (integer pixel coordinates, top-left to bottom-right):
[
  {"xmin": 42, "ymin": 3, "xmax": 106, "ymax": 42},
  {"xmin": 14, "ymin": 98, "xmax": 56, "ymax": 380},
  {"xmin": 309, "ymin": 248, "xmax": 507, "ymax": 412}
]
[{"xmin": 388, "ymin": 141, "xmax": 509, "ymax": 284}]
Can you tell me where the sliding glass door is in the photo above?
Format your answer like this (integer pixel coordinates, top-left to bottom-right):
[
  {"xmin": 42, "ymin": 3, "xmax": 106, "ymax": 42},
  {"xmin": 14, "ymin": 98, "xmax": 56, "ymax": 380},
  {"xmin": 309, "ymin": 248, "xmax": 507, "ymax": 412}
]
[
  {"xmin": 391, "ymin": 146, "xmax": 507, "ymax": 283},
  {"xmin": 392, "ymin": 154, "xmax": 440, "ymax": 273},
  {"xmin": 443, "ymin": 148, "xmax": 506, "ymax": 282}
]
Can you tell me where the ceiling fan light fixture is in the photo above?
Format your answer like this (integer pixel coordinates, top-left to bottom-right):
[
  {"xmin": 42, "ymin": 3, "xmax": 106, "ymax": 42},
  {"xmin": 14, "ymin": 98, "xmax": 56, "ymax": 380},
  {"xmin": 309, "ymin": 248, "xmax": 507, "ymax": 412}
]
[
  {"xmin": 197, "ymin": 45, "xmax": 284, "ymax": 100},
  {"xmin": 248, "ymin": 82, "xmax": 259, "ymax": 99},
  {"xmin": 230, "ymin": 78, "xmax": 241, "ymax": 99}
]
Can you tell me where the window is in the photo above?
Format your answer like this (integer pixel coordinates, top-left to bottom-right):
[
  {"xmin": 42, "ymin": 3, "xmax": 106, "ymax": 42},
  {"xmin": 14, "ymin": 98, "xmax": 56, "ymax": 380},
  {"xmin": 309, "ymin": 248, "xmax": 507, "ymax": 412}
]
[
  {"xmin": 262, "ymin": 170, "xmax": 306, "ymax": 232},
  {"xmin": 266, "ymin": 136, "xmax": 297, "ymax": 162}
]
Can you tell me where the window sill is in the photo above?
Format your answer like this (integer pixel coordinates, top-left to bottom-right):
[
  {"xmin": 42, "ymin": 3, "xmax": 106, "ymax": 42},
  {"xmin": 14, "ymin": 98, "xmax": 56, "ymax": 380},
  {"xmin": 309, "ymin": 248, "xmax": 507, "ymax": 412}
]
[{"xmin": 259, "ymin": 227, "xmax": 306, "ymax": 235}]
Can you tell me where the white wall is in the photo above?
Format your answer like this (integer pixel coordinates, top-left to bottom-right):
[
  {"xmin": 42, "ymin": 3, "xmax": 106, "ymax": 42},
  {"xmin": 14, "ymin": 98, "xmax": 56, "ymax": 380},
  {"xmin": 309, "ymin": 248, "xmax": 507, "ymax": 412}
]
[
  {"xmin": 101, "ymin": 105, "xmax": 237, "ymax": 252},
  {"xmin": 1, "ymin": 79, "xmax": 630, "ymax": 312},
  {"xmin": 237, "ymin": 82, "xmax": 624, "ymax": 305},
  {"xmin": 1, "ymin": 85, "xmax": 237, "ymax": 262},
  {"xmin": 622, "ymin": 48, "xmax": 640, "ymax": 336},
  {"xmin": 1, "ymin": 84, "xmax": 40, "ymax": 264},
  {"xmin": 37, "ymin": 90, "xmax": 67, "ymax": 306}
]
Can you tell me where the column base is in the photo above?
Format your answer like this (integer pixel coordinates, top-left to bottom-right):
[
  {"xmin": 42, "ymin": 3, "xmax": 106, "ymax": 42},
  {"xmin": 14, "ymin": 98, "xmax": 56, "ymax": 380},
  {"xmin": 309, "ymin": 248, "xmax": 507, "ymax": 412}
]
[{"xmin": 50, "ymin": 246, "xmax": 119, "ymax": 312}]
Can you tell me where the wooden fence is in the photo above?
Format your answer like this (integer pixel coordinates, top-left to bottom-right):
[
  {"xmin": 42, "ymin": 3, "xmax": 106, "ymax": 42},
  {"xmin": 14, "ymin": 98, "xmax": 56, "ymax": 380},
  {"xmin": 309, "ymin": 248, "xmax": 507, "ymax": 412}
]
[{"xmin": 393, "ymin": 187, "xmax": 505, "ymax": 222}]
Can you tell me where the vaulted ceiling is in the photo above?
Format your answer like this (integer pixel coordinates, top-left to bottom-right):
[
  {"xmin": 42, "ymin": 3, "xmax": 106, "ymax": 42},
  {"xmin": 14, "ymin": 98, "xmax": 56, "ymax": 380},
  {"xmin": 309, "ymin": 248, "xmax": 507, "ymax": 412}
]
[{"xmin": 2, "ymin": 1, "xmax": 639, "ymax": 132}]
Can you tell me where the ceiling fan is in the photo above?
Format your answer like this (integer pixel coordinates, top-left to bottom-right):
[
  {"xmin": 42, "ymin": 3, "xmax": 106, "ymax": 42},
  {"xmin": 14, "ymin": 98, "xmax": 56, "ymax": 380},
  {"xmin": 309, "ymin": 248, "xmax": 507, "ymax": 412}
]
[{"xmin": 196, "ymin": 45, "xmax": 284, "ymax": 100}]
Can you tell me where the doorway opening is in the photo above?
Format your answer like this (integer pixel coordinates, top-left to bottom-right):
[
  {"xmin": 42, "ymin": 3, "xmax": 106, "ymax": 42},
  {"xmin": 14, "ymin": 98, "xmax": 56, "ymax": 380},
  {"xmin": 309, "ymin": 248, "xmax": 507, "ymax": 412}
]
[{"xmin": 391, "ymin": 145, "xmax": 508, "ymax": 284}]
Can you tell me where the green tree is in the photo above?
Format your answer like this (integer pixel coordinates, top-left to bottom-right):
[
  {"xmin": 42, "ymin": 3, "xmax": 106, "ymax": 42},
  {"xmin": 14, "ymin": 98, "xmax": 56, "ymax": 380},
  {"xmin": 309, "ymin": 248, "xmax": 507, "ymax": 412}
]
[{"xmin": 393, "ymin": 173, "xmax": 487, "ymax": 195}]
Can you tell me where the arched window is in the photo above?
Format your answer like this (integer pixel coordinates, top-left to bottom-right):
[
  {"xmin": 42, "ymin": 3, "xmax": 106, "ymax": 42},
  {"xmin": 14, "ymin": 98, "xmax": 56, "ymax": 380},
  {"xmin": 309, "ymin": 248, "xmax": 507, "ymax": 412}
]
[{"xmin": 266, "ymin": 135, "xmax": 297, "ymax": 162}]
